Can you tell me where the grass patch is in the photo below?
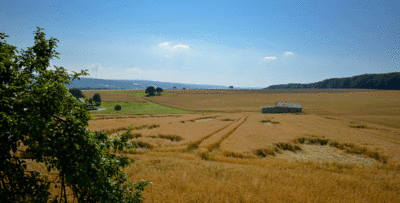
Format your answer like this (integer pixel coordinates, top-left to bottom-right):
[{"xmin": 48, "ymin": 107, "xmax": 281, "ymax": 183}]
[
  {"xmin": 260, "ymin": 120, "xmax": 280, "ymax": 124},
  {"xmin": 147, "ymin": 124, "xmax": 160, "ymax": 129},
  {"xmin": 186, "ymin": 142, "xmax": 199, "ymax": 151},
  {"xmin": 221, "ymin": 118, "xmax": 235, "ymax": 121},
  {"xmin": 350, "ymin": 125, "xmax": 369, "ymax": 129},
  {"xmin": 121, "ymin": 148, "xmax": 146, "ymax": 155},
  {"xmin": 199, "ymin": 151, "xmax": 215, "ymax": 161},
  {"xmin": 106, "ymin": 127, "xmax": 128, "ymax": 134},
  {"xmin": 98, "ymin": 101, "xmax": 193, "ymax": 114},
  {"xmin": 324, "ymin": 116, "xmax": 339, "ymax": 120},
  {"xmin": 293, "ymin": 137, "xmax": 329, "ymax": 145},
  {"xmin": 253, "ymin": 147, "xmax": 277, "ymax": 157},
  {"xmin": 148, "ymin": 134, "xmax": 184, "ymax": 142},
  {"xmin": 275, "ymin": 142, "xmax": 302, "ymax": 152},
  {"xmin": 130, "ymin": 133, "xmax": 142, "ymax": 139},
  {"xmin": 130, "ymin": 141, "xmax": 154, "ymax": 149}
]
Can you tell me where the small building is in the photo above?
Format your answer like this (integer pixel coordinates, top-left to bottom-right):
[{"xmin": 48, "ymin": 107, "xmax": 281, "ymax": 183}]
[{"xmin": 261, "ymin": 102, "xmax": 302, "ymax": 114}]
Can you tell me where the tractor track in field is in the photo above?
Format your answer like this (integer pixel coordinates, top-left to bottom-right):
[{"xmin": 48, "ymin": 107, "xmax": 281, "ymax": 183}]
[
  {"xmin": 198, "ymin": 114, "xmax": 249, "ymax": 151},
  {"xmin": 185, "ymin": 114, "xmax": 248, "ymax": 150}
]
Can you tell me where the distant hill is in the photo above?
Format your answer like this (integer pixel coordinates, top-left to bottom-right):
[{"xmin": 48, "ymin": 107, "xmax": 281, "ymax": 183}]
[
  {"xmin": 265, "ymin": 72, "xmax": 400, "ymax": 90},
  {"xmin": 67, "ymin": 77, "xmax": 232, "ymax": 90}
]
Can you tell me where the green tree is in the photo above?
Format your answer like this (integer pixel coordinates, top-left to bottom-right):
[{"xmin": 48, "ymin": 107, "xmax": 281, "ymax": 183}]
[
  {"xmin": 92, "ymin": 93, "xmax": 101, "ymax": 106},
  {"xmin": 229, "ymin": 86, "xmax": 233, "ymax": 89},
  {"xmin": 69, "ymin": 88, "xmax": 85, "ymax": 99},
  {"xmin": 156, "ymin": 87, "xmax": 163, "ymax": 95},
  {"xmin": 114, "ymin": 104, "xmax": 122, "ymax": 111},
  {"xmin": 145, "ymin": 86, "xmax": 156, "ymax": 96},
  {"xmin": 0, "ymin": 28, "xmax": 151, "ymax": 202}
]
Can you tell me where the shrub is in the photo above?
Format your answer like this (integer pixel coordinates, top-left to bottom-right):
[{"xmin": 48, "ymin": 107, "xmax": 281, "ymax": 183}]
[
  {"xmin": 199, "ymin": 151, "xmax": 215, "ymax": 161},
  {"xmin": 69, "ymin": 88, "xmax": 85, "ymax": 99},
  {"xmin": 92, "ymin": 93, "xmax": 101, "ymax": 106},
  {"xmin": 114, "ymin": 104, "xmax": 122, "ymax": 111},
  {"xmin": 145, "ymin": 86, "xmax": 156, "ymax": 96},
  {"xmin": 156, "ymin": 87, "xmax": 163, "ymax": 94}
]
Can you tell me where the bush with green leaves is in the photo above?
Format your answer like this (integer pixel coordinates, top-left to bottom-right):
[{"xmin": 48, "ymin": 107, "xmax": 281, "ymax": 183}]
[
  {"xmin": 92, "ymin": 93, "xmax": 101, "ymax": 106},
  {"xmin": 69, "ymin": 88, "xmax": 85, "ymax": 99},
  {"xmin": 145, "ymin": 86, "xmax": 156, "ymax": 96},
  {"xmin": 115, "ymin": 104, "xmax": 122, "ymax": 111},
  {"xmin": 156, "ymin": 87, "xmax": 163, "ymax": 94},
  {"xmin": 0, "ymin": 28, "xmax": 151, "ymax": 203}
]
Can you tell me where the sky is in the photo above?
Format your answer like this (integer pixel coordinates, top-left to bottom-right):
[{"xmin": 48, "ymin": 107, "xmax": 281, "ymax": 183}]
[{"xmin": 1, "ymin": 0, "xmax": 400, "ymax": 88}]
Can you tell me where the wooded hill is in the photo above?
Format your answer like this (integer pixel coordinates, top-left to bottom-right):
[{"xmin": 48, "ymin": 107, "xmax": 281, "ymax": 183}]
[{"xmin": 265, "ymin": 72, "xmax": 400, "ymax": 90}]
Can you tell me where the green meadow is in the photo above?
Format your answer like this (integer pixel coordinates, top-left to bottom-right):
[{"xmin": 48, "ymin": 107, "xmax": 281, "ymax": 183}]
[{"xmin": 97, "ymin": 101, "xmax": 193, "ymax": 114}]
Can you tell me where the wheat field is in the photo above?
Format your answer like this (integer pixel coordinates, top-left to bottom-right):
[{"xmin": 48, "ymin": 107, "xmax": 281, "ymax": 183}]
[{"xmin": 78, "ymin": 89, "xmax": 400, "ymax": 202}]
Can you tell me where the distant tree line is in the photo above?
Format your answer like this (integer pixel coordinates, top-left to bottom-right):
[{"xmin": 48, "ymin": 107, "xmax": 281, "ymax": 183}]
[
  {"xmin": 71, "ymin": 87, "xmax": 125, "ymax": 90},
  {"xmin": 265, "ymin": 72, "xmax": 400, "ymax": 90}
]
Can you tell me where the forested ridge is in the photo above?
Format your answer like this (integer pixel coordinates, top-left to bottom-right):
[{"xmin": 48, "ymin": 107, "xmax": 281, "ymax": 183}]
[{"xmin": 265, "ymin": 72, "xmax": 400, "ymax": 90}]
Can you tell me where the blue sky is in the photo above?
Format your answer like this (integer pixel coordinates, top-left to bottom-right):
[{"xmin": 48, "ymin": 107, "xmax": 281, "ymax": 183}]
[{"xmin": 1, "ymin": 0, "xmax": 400, "ymax": 88}]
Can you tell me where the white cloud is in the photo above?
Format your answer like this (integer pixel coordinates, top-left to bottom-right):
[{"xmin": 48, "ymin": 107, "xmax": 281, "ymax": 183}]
[
  {"xmin": 173, "ymin": 44, "xmax": 189, "ymax": 50},
  {"xmin": 158, "ymin": 42, "xmax": 189, "ymax": 52},
  {"xmin": 263, "ymin": 56, "xmax": 277, "ymax": 61},
  {"xmin": 159, "ymin": 42, "xmax": 170, "ymax": 48},
  {"xmin": 284, "ymin": 51, "xmax": 294, "ymax": 56}
]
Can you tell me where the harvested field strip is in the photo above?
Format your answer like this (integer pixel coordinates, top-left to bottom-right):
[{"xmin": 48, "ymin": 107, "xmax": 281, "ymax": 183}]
[
  {"xmin": 148, "ymin": 134, "xmax": 184, "ymax": 142},
  {"xmin": 186, "ymin": 115, "xmax": 246, "ymax": 151},
  {"xmin": 206, "ymin": 115, "xmax": 249, "ymax": 151}
]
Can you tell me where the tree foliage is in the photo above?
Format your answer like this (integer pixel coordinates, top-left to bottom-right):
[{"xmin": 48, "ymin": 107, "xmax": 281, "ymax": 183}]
[
  {"xmin": 69, "ymin": 88, "xmax": 85, "ymax": 99},
  {"xmin": 0, "ymin": 28, "xmax": 151, "ymax": 202},
  {"xmin": 145, "ymin": 86, "xmax": 155, "ymax": 96},
  {"xmin": 155, "ymin": 87, "xmax": 163, "ymax": 94},
  {"xmin": 92, "ymin": 93, "xmax": 101, "ymax": 106},
  {"xmin": 114, "ymin": 104, "xmax": 122, "ymax": 111}
]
